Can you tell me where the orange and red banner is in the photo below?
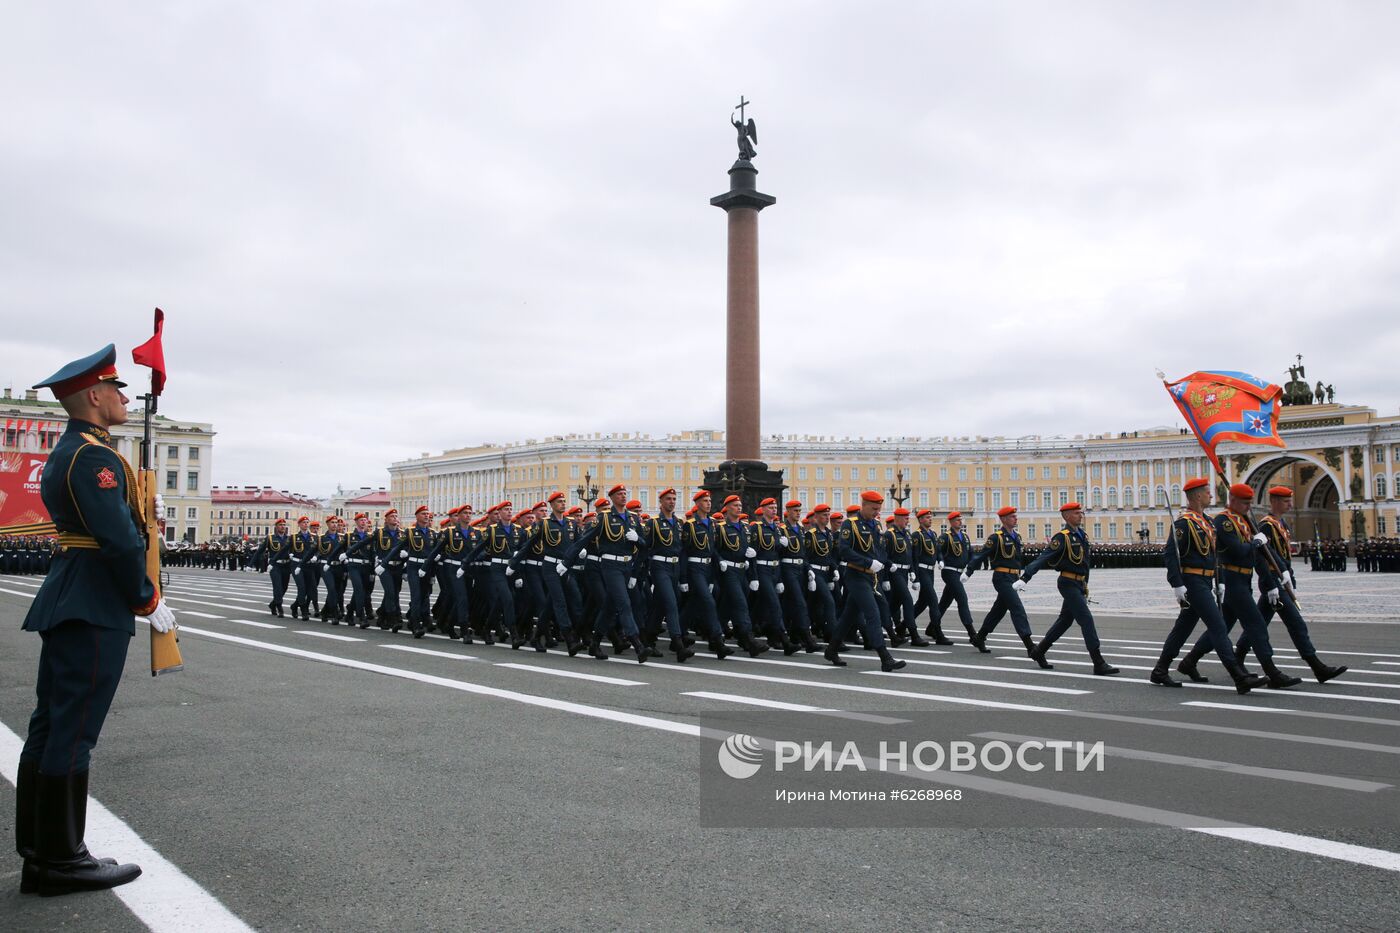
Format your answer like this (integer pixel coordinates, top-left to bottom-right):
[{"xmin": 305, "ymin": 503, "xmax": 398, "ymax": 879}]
[{"xmin": 1164, "ymin": 370, "xmax": 1285, "ymax": 475}]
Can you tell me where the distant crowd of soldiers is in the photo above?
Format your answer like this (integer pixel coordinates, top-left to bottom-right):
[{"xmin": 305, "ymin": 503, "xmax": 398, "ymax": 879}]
[
  {"xmin": 0, "ymin": 536, "xmax": 56, "ymax": 575},
  {"xmin": 1299, "ymin": 537, "xmax": 1400, "ymax": 572},
  {"xmin": 162, "ymin": 541, "xmax": 255, "ymax": 571}
]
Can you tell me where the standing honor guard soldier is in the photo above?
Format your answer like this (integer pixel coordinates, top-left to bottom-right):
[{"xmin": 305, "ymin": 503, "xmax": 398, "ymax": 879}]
[
  {"xmin": 827, "ymin": 490, "xmax": 907, "ymax": 672},
  {"xmin": 970, "ymin": 506, "xmax": 1037, "ymax": 657},
  {"xmin": 1150, "ymin": 478, "xmax": 1269, "ymax": 693},
  {"xmin": 935, "ymin": 511, "xmax": 982, "ymax": 647},
  {"xmin": 1017, "ymin": 502, "xmax": 1119, "ymax": 675},
  {"xmin": 254, "ymin": 516, "xmax": 293, "ymax": 617},
  {"xmin": 16, "ymin": 345, "xmax": 177, "ymax": 896},
  {"xmin": 1175, "ymin": 484, "xmax": 1304, "ymax": 689}
]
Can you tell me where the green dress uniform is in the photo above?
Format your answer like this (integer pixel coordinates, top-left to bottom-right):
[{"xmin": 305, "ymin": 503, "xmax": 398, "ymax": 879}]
[{"xmin": 17, "ymin": 345, "xmax": 147, "ymax": 896}]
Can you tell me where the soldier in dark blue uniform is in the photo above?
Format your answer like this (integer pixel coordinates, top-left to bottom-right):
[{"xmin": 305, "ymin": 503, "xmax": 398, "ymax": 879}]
[
  {"xmin": 372, "ymin": 509, "xmax": 405, "ymax": 630},
  {"xmin": 636, "ymin": 488, "xmax": 694, "ymax": 661},
  {"xmin": 778, "ymin": 499, "xmax": 821, "ymax": 652},
  {"xmin": 252, "ymin": 517, "xmax": 292, "ymax": 616},
  {"xmin": 910, "ymin": 508, "xmax": 952, "ymax": 644},
  {"xmin": 1174, "ymin": 484, "xmax": 1302, "ymax": 689},
  {"xmin": 16, "ymin": 345, "xmax": 173, "ymax": 896},
  {"xmin": 317, "ymin": 516, "xmax": 346, "ymax": 623},
  {"xmin": 394, "ymin": 505, "xmax": 437, "ymax": 638},
  {"xmin": 569, "ymin": 485, "xmax": 650, "ymax": 662},
  {"xmin": 748, "ymin": 497, "xmax": 798, "ymax": 655},
  {"xmin": 533, "ymin": 494, "xmax": 583, "ymax": 654},
  {"xmin": 826, "ymin": 490, "xmax": 905, "ymax": 671},
  {"xmin": 882, "ymin": 507, "xmax": 931, "ymax": 647},
  {"xmin": 1151, "ymin": 478, "xmax": 1268, "ymax": 693},
  {"xmin": 971, "ymin": 506, "xmax": 1034, "ymax": 656},
  {"xmin": 680, "ymin": 492, "xmax": 734, "ymax": 658},
  {"xmin": 803, "ymin": 504, "xmax": 840, "ymax": 643},
  {"xmin": 936, "ymin": 511, "xmax": 982, "ymax": 647},
  {"xmin": 1018, "ymin": 502, "xmax": 1119, "ymax": 675},
  {"xmin": 709, "ymin": 494, "xmax": 770, "ymax": 656},
  {"xmin": 287, "ymin": 515, "xmax": 317, "ymax": 619},
  {"xmin": 345, "ymin": 512, "xmax": 376, "ymax": 628},
  {"xmin": 468, "ymin": 501, "xmax": 525, "ymax": 648}
]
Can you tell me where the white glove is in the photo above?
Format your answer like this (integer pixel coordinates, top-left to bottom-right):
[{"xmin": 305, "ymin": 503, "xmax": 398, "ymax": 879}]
[
  {"xmin": 959, "ymin": 571, "xmax": 969, "ymax": 583},
  {"xmin": 910, "ymin": 582, "xmax": 921, "ymax": 598},
  {"xmin": 154, "ymin": 494, "xmax": 166, "ymax": 517},
  {"xmin": 1267, "ymin": 587, "xmax": 1280, "ymax": 605},
  {"xmin": 907, "ymin": 573, "xmax": 916, "ymax": 588},
  {"xmin": 745, "ymin": 547, "xmax": 757, "ymax": 559},
  {"xmin": 625, "ymin": 529, "xmax": 639, "ymax": 542},
  {"xmin": 311, "ymin": 557, "xmax": 319, "ymax": 565},
  {"xmin": 555, "ymin": 563, "xmax": 568, "ymax": 576},
  {"xmin": 628, "ymin": 578, "xmax": 637, "ymax": 590},
  {"xmin": 1011, "ymin": 579, "xmax": 1027, "ymax": 592},
  {"xmin": 779, "ymin": 536, "xmax": 789, "ymax": 547},
  {"xmin": 833, "ymin": 569, "xmax": 841, "ymax": 582},
  {"xmin": 417, "ymin": 569, "xmax": 426, "ymax": 578},
  {"xmin": 881, "ymin": 581, "xmax": 891, "ymax": 592},
  {"xmin": 776, "ymin": 582, "xmax": 785, "ymax": 594},
  {"xmin": 293, "ymin": 567, "xmax": 301, "ymax": 576},
  {"xmin": 1173, "ymin": 584, "xmax": 1189, "ymax": 606},
  {"xmin": 935, "ymin": 561, "xmax": 944, "ymax": 574},
  {"xmin": 719, "ymin": 561, "xmax": 728, "ymax": 573},
  {"xmin": 680, "ymin": 583, "xmax": 689, "ymax": 593},
  {"xmin": 456, "ymin": 567, "xmax": 465, "ymax": 578},
  {"xmin": 376, "ymin": 562, "xmax": 386, "ymax": 574},
  {"xmin": 807, "ymin": 571, "xmax": 816, "ymax": 592},
  {"xmin": 1252, "ymin": 532, "xmax": 1268, "ymax": 547},
  {"xmin": 338, "ymin": 553, "xmax": 348, "ymax": 564},
  {"xmin": 514, "ymin": 578, "xmax": 523, "ymax": 589},
  {"xmin": 708, "ymin": 584, "xmax": 714, "ymax": 595},
  {"xmin": 870, "ymin": 560, "xmax": 885, "ymax": 574},
  {"xmin": 141, "ymin": 599, "xmax": 177, "ymax": 633},
  {"xmin": 748, "ymin": 580, "xmax": 759, "ymax": 592},
  {"xmin": 578, "ymin": 548, "xmax": 588, "ymax": 559},
  {"xmin": 505, "ymin": 566, "xmax": 515, "ymax": 577}
]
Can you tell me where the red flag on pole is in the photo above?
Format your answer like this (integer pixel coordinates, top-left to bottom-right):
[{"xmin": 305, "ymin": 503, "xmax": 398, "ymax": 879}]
[
  {"xmin": 1162, "ymin": 369, "xmax": 1285, "ymax": 475},
  {"xmin": 131, "ymin": 308, "xmax": 167, "ymax": 396}
]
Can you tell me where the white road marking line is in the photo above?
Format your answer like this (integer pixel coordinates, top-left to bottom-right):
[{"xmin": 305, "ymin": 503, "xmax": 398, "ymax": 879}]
[
  {"xmin": 974, "ymin": 731, "xmax": 1391, "ymax": 793},
  {"xmin": 175, "ymin": 610, "xmax": 224, "ymax": 619},
  {"xmin": 294, "ymin": 630, "xmax": 365, "ymax": 642},
  {"xmin": 0, "ymin": 586, "xmax": 39, "ymax": 599},
  {"xmin": 1180, "ymin": 701, "xmax": 1400, "ymax": 727},
  {"xmin": 1376, "ymin": 661, "xmax": 1400, "ymax": 666},
  {"xmin": 862, "ymin": 670, "xmax": 1091, "ymax": 695},
  {"xmin": 383, "ymin": 645, "xmax": 479, "ymax": 660},
  {"xmin": 496, "ymin": 662, "xmax": 647, "ymax": 686},
  {"xmin": 229, "ymin": 618, "xmax": 284, "ymax": 629},
  {"xmin": 0, "ymin": 722, "xmax": 254, "ymax": 932},
  {"xmin": 1047, "ymin": 709, "xmax": 1400, "ymax": 755},
  {"xmin": 681, "ymin": 691, "xmax": 911, "ymax": 725},
  {"xmin": 122, "ymin": 624, "xmax": 1400, "ymax": 874}
]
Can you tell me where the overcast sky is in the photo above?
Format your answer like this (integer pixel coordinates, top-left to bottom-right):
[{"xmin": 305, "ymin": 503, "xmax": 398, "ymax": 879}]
[{"xmin": 4, "ymin": 2, "xmax": 1398, "ymax": 495}]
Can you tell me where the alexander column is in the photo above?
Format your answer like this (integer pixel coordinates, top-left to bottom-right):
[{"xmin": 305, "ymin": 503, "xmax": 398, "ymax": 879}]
[{"xmin": 703, "ymin": 97, "xmax": 785, "ymax": 511}]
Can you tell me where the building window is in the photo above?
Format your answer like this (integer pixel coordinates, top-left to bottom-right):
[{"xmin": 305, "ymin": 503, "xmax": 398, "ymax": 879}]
[
  {"xmin": 571, "ymin": 465, "xmax": 580, "ymax": 479},
  {"xmin": 816, "ymin": 488, "xmax": 827, "ymax": 503},
  {"xmin": 1011, "ymin": 490, "xmax": 1020, "ymax": 508},
  {"xmin": 833, "ymin": 467, "xmax": 842, "ymax": 481},
  {"xmin": 187, "ymin": 507, "xmax": 198, "ymax": 520},
  {"xmin": 1010, "ymin": 467, "xmax": 1019, "ymax": 480},
  {"xmin": 939, "ymin": 490, "xmax": 949, "ymax": 508},
  {"xmin": 833, "ymin": 490, "xmax": 844, "ymax": 509},
  {"xmin": 1091, "ymin": 487, "xmax": 1102, "ymax": 508},
  {"xmin": 639, "ymin": 490, "xmax": 649, "ymax": 508},
  {"xmin": 1042, "ymin": 491, "xmax": 1054, "ymax": 510},
  {"xmin": 798, "ymin": 467, "xmax": 808, "ymax": 480},
  {"xmin": 991, "ymin": 467, "xmax": 1001, "ymax": 480},
  {"xmin": 605, "ymin": 465, "xmax": 614, "ymax": 478},
  {"xmin": 1156, "ymin": 521, "xmax": 1165, "ymax": 538},
  {"xmin": 919, "ymin": 468, "xmax": 928, "ymax": 481},
  {"xmin": 958, "ymin": 491, "xmax": 968, "ymax": 508},
  {"xmin": 939, "ymin": 467, "xmax": 948, "ymax": 481},
  {"xmin": 867, "ymin": 468, "xmax": 877, "ymax": 481},
  {"xmin": 885, "ymin": 467, "xmax": 893, "ymax": 481},
  {"xmin": 639, "ymin": 465, "xmax": 649, "ymax": 480},
  {"xmin": 975, "ymin": 524, "xmax": 985, "ymax": 539},
  {"xmin": 166, "ymin": 471, "xmax": 178, "ymax": 490},
  {"xmin": 1377, "ymin": 476, "xmax": 1389, "ymax": 499},
  {"xmin": 1108, "ymin": 488, "xmax": 1119, "ymax": 508},
  {"xmin": 816, "ymin": 467, "xmax": 825, "ymax": 480},
  {"xmin": 1027, "ymin": 523, "xmax": 1037, "ymax": 539},
  {"xmin": 165, "ymin": 506, "xmax": 177, "ymax": 519},
  {"xmin": 691, "ymin": 466, "xmax": 699, "ymax": 481},
  {"xmin": 919, "ymin": 490, "xmax": 929, "ymax": 507},
  {"xmin": 958, "ymin": 467, "xmax": 968, "ymax": 481},
  {"xmin": 167, "ymin": 445, "xmax": 178, "ymax": 459},
  {"xmin": 1058, "ymin": 466, "xmax": 1068, "ymax": 479},
  {"xmin": 188, "ymin": 446, "xmax": 199, "ymax": 461},
  {"xmin": 188, "ymin": 471, "xmax": 199, "ymax": 491},
  {"xmin": 798, "ymin": 488, "xmax": 809, "ymax": 502},
  {"xmin": 975, "ymin": 467, "xmax": 984, "ymax": 481},
  {"xmin": 975, "ymin": 491, "xmax": 985, "ymax": 511},
  {"xmin": 1109, "ymin": 523, "xmax": 1118, "ymax": 540}
]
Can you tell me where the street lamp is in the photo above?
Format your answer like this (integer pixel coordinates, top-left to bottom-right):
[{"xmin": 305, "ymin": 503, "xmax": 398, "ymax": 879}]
[
  {"xmin": 888, "ymin": 468, "xmax": 911, "ymax": 508},
  {"xmin": 574, "ymin": 470, "xmax": 599, "ymax": 510}
]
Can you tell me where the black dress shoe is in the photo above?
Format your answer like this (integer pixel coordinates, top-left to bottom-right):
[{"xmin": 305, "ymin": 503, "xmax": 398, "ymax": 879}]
[
  {"xmin": 825, "ymin": 644, "xmax": 848, "ymax": 667},
  {"xmin": 1029, "ymin": 643, "xmax": 1054, "ymax": 669},
  {"xmin": 879, "ymin": 649, "xmax": 906, "ymax": 672},
  {"xmin": 670, "ymin": 638, "xmax": 695, "ymax": 663},
  {"xmin": 709, "ymin": 637, "xmax": 734, "ymax": 660},
  {"xmin": 1149, "ymin": 667, "xmax": 1181, "ymax": 687},
  {"xmin": 1176, "ymin": 659, "xmax": 1209, "ymax": 682}
]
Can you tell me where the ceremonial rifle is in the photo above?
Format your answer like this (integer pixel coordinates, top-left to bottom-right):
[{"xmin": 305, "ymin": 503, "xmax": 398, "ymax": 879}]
[{"xmin": 134, "ymin": 309, "xmax": 183, "ymax": 675}]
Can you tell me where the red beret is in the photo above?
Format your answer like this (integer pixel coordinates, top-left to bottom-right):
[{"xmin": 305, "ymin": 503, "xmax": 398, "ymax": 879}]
[
  {"xmin": 722, "ymin": 494, "xmax": 742, "ymax": 507},
  {"xmin": 893, "ymin": 507, "xmax": 910, "ymax": 516},
  {"xmin": 297, "ymin": 515, "xmax": 309, "ymax": 523},
  {"xmin": 439, "ymin": 518, "xmax": 451, "ymax": 527},
  {"xmin": 658, "ymin": 488, "xmax": 676, "ymax": 498},
  {"xmin": 608, "ymin": 483, "xmax": 627, "ymax": 496},
  {"xmin": 812, "ymin": 503, "xmax": 831, "ymax": 514},
  {"xmin": 997, "ymin": 506, "xmax": 1016, "ymax": 517},
  {"xmin": 384, "ymin": 509, "xmax": 397, "ymax": 518},
  {"xmin": 531, "ymin": 501, "xmax": 546, "ymax": 511},
  {"xmin": 845, "ymin": 504, "xmax": 861, "ymax": 514},
  {"xmin": 1268, "ymin": 485, "xmax": 1293, "ymax": 498},
  {"xmin": 947, "ymin": 510, "xmax": 962, "ymax": 521},
  {"xmin": 353, "ymin": 513, "xmax": 367, "ymax": 521},
  {"xmin": 566, "ymin": 506, "xmax": 583, "ymax": 515},
  {"xmin": 584, "ymin": 512, "xmax": 596, "ymax": 520},
  {"xmin": 692, "ymin": 490, "xmax": 711, "ymax": 502},
  {"xmin": 860, "ymin": 490, "xmax": 884, "ymax": 504},
  {"xmin": 738, "ymin": 513, "xmax": 749, "ymax": 520},
  {"xmin": 274, "ymin": 516, "xmax": 287, "ymax": 524},
  {"xmin": 758, "ymin": 497, "xmax": 777, "ymax": 508},
  {"xmin": 1183, "ymin": 477, "xmax": 1210, "ymax": 492},
  {"xmin": 447, "ymin": 506, "xmax": 461, "ymax": 515},
  {"xmin": 685, "ymin": 507, "xmax": 696, "ymax": 518},
  {"xmin": 626, "ymin": 499, "xmax": 642, "ymax": 510},
  {"xmin": 547, "ymin": 491, "xmax": 566, "ymax": 502},
  {"xmin": 310, "ymin": 521, "xmax": 320, "ymax": 527},
  {"xmin": 915, "ymin": 508, "xmax": 932, "ymax": 518},
  {"xmin": 595, "ymin": 498, "xmax": 608, "ymax": 508},
  {"xmin": 415, "ymin": 505, "xmax": 430, "ymax": 514},
  {"xmin": 1060, "ymin": 502, "xmax": 1083, "ymax": 512},
  {"xmin": 458, "ymin": 504, "xmax": 473, "ymax": 513},
  {"xmin": 1229, "ymin": 483, "xmax": 1254, "ymax": 500},
  {"xmin": 711, "ymin": 511, "xmax": 724, "ymax": 521},
  {"xmin": 884, "ymin": 516, "xmax": 896, "ymax": 524},
  {"xmin": 784, "ymin": 499, "xmax": 802, "ymax": 509}
]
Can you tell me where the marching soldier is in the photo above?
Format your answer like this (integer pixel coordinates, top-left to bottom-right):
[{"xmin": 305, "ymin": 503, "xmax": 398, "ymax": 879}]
[
  {"xmin": 827, "ymin": 490, "xmax": 906, "ymax": 672},
  {"xmin": 804, "ymin": 505, "xmax": 840, "ymax": 642},
  {"xmin": 288, "ymin": 516, "xmax": 317, "ymax": 619},
  {"xmin": 1151, "ymin": 478, "xmax": 1269, "ymax": 693},
  {"xmin": 779, "ymin": 499, "xmax": 821, "ymax": 651},
  {"xmin": 1017, "ymin": 502, "xmax": 1119, "ymax": 675},
  {"xmin": 394, "ymin": 506, "xmax": 437, "ymax": 638},
  {"xmin": 469, "ymin": 502, "xmax": 524, "ymax": 648},
  {"xmin": 936, "ymin": 511, "xmax": 982, "ymax": 647},
  {"xmin": 882, "ymin": 507, "xmax": 931, "ymax": 647},
  {"xmin": 373, "ymin": 508, "xmax": 405, "ymax": 630},
  {"xmin": 709, "ymin": 494, "xmax": 770, "ymax": 656},
  {"xmin": 680, "ymin": 492, "xmax": 734, "ymax": 659},
  {"xmin": 971, "ymin": 506, "xmax": 1037, "ymax": 657},
  {"xmin": 637, "ymin": 488, "xmax": 694, "ymax": 661},
  {"xmin": 16, "ymin": 345, "xmax": 172, "ymax": 896},
  {"xmin": 749, "ymin": 497, "xmax": 798, "ymax": 654},
  {"xmin": 1175, "ymin": 484, "xmax": 1302, "ymax": 689},
  {"xmin": 569, "ymin": 484, "xmax": 650, "ymax": 662},
  {"xmin": 535, "ymin": 493, "xmax": 584, "ymax": 655},
  {"xmin": 345, "ymin": 512, "xmax": 375, "ymax": 627},
  {"xmin": 253, "ymin": 517, "xmax": 293, "ymax": 617},
  {"xmin": 305, "ymin": 521, "xmax": 323, "ymax": 616},
  {"xmin": 431, "ymin": 506, "xmax": 472, "ymax": 641},
  {"xmin": 317, "ymin": 515, "xmax": 346, "ymax": 623},
  {"xmin": 911, "ymin": 508, "xmax": 952, "ymax": 644}
]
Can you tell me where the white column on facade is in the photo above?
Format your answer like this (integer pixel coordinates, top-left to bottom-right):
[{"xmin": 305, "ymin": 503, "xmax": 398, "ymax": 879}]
[{"xmin": 1363, "ymin": 441, "xmax": 1374, "ymax": 500}]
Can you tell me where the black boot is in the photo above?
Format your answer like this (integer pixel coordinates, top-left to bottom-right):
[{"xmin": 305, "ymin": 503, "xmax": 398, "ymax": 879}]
[
  {"xmin": 670, "ymin": 638, "xmax": 695, "ymax": 663},
  {"xmin": 1260, "ymin": 657, "xmax": 1302, "ymax": 689},
  {"xmin": 1090, "ymin": 650, "xmax": 1119, "ymax": 676},
  {"xmin": 708, "ymin": 636, "xmax": 734, "ymax": 660},
  {"xmin": 589, "ymin": 633, "xmax": 608, "ymax": 660},
  {"xmin": 32, "ymin": 771, "xmax": 141, "ymax": 897},
  {"xmin": 565, "ymin": 631, "xmax": 582, "ymax": 657},
  {"xmin": 268, "ymin": 601, "xmax": 278, "ymax": 617},
  {"xmin": 1020, "ymin": 633, "xmax": 1036, "ymax": 654},
  {"xmin": 801, "ymin": 632, "xmax": 821, "ymax": 653},
  {"xmin": 1303, "ymin": 653, "xmax": 1347, "ymax": 683},
  {"xmin": 483, "ymin": 625, "xmax": 495, "ymax": 646},
  {"xmin": 629, "ymin": 635, "xmax": 649, "ymax": 665},
  {"xmin": 878, "ymin": 648, "xmax": 906, "ymax": 672},
  {"xmin": 412, "ymin": 618, "xmax": 427, "ymax": 639},
  {"xmin": 510, "ymin": 624, "xmax": 525, "ymax": 650},
  {"xmin": 1225, "ymin": 660, "xmax": 1268, "ymax": 694},
  {"xmin": 1176, "ymin": 653, "xmax": 1209, "ymax": 682},
  {"xmin": 824, "ymin": 642, "xmax": 848, "ymax": 667},
  {"xmin": 1149, "ymin": 656, "xmax": 1182, "ymax": 687},
  {"xmin": 779, "ymin": 630, "xmax": 800, "ymax": 656},
  {"xmin": 929, "ymin": 621, "xmax": 955, "ymax": 646},
  {"xmin": 461, "ymin": 626, "xmax": 474, "ymax": 645},
  {"xmin": 1029, "ymin": 640, "xmax": 1054, "ymax": 670},
  {"xmin": 533, "ymin": 625, "xmax": 549, "ymax": 653},
  {"xmin": 739, "ymin": 633, "xmax": 770, "ymax": 657},
  {"xmin": 968, "ymin": 629, "xmax": 991, "ymax": 653}
]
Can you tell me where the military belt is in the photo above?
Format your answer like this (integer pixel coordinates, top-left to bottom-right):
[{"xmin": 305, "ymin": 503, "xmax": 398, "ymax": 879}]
[
  {"xmin": 650, "ymin": 555, "xmax": 679, "ymax": 563},
  {"xmin": 442, "ymin": 559, "xmax": 462, "ymax": 566},
  {"xmin": 844, "ymin": 562, "xmax": 876, "ymax": 576},
  {"xmin": 1182, "ymin": 567, "xmax": 1215, "ymax": 577},
  {"xmin": 686, "ymin": 557, "xmax": 711, "ymax": 564},
  {"xmin": 719, "ymin": 559, "xmax": 747, "ymax": 570},
  {"xmin": 57, "ymin": 532, "xmax": 100, "ymax": 550},
  {"xmin": 347, "ymin": 558, "xmax": 369, "ymax": 564},
  {"xmin": 521, "ymin": 559, "xmax": 542, "ymax": 567},
  {"xmin": 407, "ymin": 557, "xmax": 426, "ymax": 563},
  {"xmin": 1221, "ymin": 563, "xmax": 1253, "ymax": 575},
  {"xmin": 542, "ymin": 555, "xmax": 563, "ymax": 564},
  {"xmin": 1059, "ymin": 571, "xmax": 1088, "ymax": 582},
  {"xmin": 889, "ymin": 562, "xmax": 910, "ymax": 569},
  {"xmin": 490, "ymin": 558, "xmax": 510, "ymax": 565},
  {"xmin": 586, "ymin": 555, "xmax": 601, "ymax": 563},
  {"xmin": 600, "ymin": 554, "xmax": 630, "ymax": 562},
  {"xmin": 916, "ymin": 562, "xmax": 938, "ymax": 569},
  {"xmin": 993, "ymin": 567, "xmax": 1020, "ymax": 574},
  {"xmin": 755, "ymin": 559, "xmax": 780, "ymax": 567},
  {"xmin": 780, "ymin": 558, "xmax": 804, "ymax": 565}
]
